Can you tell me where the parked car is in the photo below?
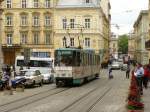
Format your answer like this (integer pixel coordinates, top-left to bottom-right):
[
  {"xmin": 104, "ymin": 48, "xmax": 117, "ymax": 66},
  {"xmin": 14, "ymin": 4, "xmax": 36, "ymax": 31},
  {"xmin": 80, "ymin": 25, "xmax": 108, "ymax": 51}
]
[
  {"xmin": 40, "ymin": 69, "xmax": 54, "ymax": 83},
  {"xmin": 111, "ymin": 61, "xmax": 120, "ymax": 70},
  {"xmin": 24, "ymin": 69, "xmax": 44, "ymax": 87}
]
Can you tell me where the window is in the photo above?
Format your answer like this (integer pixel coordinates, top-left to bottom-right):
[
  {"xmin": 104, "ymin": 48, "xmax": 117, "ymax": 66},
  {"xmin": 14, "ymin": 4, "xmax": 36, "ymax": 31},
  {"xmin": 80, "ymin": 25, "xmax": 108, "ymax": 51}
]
[
  {"xmin": 33, "ymin": 32, "xmax": 39, "ymax": 44},
  {"xmin": 45, "ymin": 15, "xmax": 51, "ymax": 26},
  {"xmin": 21, "ymin": 0, "xmax": 27, "ymax": 8},
  {"xmin": 20, "ymin": 15, "xmax": 28, "ymax": 26},
  {"xmin": 85, "ymin": 38, "xmax": 90, "ymax": 47},
  {"xmin": 6, "ymin": 15, "xmax": 12, "ymax": 26},
  {"xmin": 33, "ymin": 15, "xmax": 39, "ymax": 26},
  {"xmin": 20, "ymin": 33, "xmax": 27, "ymax": 44},
  {"xmin": 34, "ymin": 0, "xmax": 39, "ymax": 8},
  {"xmin": 70, "ymin": 38, "xmax": 74, "ymax": 47},
  {"xmin": 6, "ymin": 0, "xmax": 11, "ymax": 8},
  {"xmin": 70, "ymin": 19, "xmax": 75, "ymax": 29},
  {"xmin": 85, "ymin": 18, "xmax": 90, "ymax": 28},
  {"xmin": 45, "ymin": 33, "xmax": 51, "ymax": 45},
  {"xmin": 45, "ymin": 0, "xmax": 50, "ymax": 8},
  {"xmin": 62, "ymin": 18, "xmax": 67, "ymax": 29},
  {"xmin": 7, "ymin": 33, "xmax": 12, "ymax": 45}
]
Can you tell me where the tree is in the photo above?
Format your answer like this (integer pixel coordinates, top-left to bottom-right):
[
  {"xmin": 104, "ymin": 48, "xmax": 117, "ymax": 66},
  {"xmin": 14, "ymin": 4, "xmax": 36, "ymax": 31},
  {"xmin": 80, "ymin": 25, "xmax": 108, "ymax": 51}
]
[{"xmin": 118, "ymin": 34, "xmax": 128, "ymax": 54}]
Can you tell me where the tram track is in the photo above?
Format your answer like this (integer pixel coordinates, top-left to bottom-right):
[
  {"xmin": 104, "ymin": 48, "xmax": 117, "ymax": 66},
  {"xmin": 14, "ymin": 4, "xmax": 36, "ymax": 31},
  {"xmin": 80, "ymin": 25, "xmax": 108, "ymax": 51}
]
[
  {"xmin": 0, "ymin": 87, "xmax": 57, "ymax": 107},
  {"xmin": 0, "ymin": 87, "xmax": 71, "ymax": 112},
  {"xmin": 60, "ymin": 83, "xmax": 112, "ymax": 112},
  {"xmin": 86, "ymin": 87, "xmax": 111, "ymax": 112}
]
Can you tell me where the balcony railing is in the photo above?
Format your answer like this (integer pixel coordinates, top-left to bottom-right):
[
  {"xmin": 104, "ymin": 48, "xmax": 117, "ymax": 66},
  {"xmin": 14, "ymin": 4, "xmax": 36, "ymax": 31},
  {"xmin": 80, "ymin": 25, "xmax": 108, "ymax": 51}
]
[
  {"xmin": 4, "ymin": 25, "xmax": 14, "ymax": 32},
  {"xmin": 145, "ymin": 39, "xmax": 150, "ymax": 50},
  {"xmin": 43, "ymin": 25, "xmax": 52, "ymax": 31},
  {"xmin": 32, "ymin": 25, "xmax": 41, "ymax": 31},
  {"xmin": 20, "ymin": 25, "xmax": 29, "ymax": 31}
]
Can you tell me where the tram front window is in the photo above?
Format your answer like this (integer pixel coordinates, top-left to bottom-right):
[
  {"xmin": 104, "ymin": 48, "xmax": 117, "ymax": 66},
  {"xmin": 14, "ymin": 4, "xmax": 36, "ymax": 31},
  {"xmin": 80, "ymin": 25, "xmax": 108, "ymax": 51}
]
[{"xmin": 55, "ymin": 50, "xmax": 73, "ymax": 66}]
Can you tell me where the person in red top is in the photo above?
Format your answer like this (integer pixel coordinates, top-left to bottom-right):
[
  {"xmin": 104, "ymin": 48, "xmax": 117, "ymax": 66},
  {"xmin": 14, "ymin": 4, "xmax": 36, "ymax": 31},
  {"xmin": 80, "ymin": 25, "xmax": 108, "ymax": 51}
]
[{"xmin": 143, "ymin": 65, "xmax": 150, "ymax": 89}]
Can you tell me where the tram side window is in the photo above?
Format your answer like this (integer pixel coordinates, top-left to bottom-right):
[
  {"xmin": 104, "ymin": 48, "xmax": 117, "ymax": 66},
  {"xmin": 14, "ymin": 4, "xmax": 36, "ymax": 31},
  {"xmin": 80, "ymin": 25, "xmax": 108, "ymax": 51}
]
[
  {"xmin": 73, "ymin": 51, "xmax": 80, "ymax": 66},
  {"xmin": 77, "ymin": 52, "xmax": 81, "ymax": 66}
]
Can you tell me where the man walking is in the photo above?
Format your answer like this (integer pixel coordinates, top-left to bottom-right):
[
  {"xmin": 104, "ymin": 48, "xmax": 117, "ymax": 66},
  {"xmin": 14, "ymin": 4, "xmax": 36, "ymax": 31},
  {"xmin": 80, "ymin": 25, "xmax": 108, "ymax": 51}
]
[
  {"xmin": 134, "ymin": 63, "xmax": 144, "ymax": 95},
  {"xmin": 126, "ymin": 64, "xmax": 130, "ymax": 79}
]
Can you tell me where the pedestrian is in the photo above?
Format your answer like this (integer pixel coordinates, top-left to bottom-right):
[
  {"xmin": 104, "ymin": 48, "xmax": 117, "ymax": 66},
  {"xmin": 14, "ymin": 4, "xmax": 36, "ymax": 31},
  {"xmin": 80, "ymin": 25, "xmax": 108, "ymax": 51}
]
[
  {"xmin": 126, "ymin": 64, "xmax": 131, "ymax": 79},
  {"xmin": 134, "ymin": 63, "xmax": 144, "ymax": 95},
  {"xmin": 143, "ymin": 65, "xmax": 150, "ymax": 89}
]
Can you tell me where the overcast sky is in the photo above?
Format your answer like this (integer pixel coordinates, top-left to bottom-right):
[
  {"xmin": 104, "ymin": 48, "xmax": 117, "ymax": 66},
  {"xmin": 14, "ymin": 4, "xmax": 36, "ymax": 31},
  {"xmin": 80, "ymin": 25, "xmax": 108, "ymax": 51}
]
[{"xmin": 110, "ymin": 0, "xmax": 149, "ymax": 35}]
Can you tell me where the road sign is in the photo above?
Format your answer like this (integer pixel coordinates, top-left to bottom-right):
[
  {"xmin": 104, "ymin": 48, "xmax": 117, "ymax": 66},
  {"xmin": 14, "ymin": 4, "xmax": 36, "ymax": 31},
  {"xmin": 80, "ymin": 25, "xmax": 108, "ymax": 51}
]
[{"xmin": 24, "ymin": 48, "xmax": 30, "ymax": 64}]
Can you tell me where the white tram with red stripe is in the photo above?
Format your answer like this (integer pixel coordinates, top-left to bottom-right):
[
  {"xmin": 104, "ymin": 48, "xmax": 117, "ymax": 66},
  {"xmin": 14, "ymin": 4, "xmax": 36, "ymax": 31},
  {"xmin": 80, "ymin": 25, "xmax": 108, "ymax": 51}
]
[{"xmin": 54, "ymin": 48, "xmax": 100, "ymax": 86}]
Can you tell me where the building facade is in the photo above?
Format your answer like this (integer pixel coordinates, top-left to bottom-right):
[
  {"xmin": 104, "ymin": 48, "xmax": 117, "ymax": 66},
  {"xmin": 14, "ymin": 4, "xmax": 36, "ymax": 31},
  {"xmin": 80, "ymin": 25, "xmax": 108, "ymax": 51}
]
[
  {"xmin": 1, "ymin": 0, "xmax": 54, "ymax": 65},
  {"xmin": 54, "ymin": 0, "xmax": 111, "ymax": 63},
  {"xmin": 128, "ymin": 31, "xmax": 136, "ymax": 60},
  {"xmin": 1, "ymin": 0, "xmax": 110, "ymax": 65},
  {"xmin": 109, "ymin": 33, "xmax": 118, "ymax": 59},
  {"xmin": 134, "ymin": 10, "xmax": 149, "ymax": 65}
]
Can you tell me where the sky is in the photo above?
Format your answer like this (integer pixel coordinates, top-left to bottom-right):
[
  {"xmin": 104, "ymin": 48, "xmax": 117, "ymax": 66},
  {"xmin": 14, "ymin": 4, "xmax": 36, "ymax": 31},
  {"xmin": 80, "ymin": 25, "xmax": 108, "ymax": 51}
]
[{"xmin": 110, "ymin": 0, "xmax": 149, "ymax": 35}]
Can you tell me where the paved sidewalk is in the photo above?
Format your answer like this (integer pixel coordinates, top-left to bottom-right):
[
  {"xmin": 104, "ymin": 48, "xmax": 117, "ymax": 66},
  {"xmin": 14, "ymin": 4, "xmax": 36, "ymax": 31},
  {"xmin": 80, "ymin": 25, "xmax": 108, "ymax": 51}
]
[{"xmin": 143, "ymin": 86, "xmax": 150, "ymax": 112}]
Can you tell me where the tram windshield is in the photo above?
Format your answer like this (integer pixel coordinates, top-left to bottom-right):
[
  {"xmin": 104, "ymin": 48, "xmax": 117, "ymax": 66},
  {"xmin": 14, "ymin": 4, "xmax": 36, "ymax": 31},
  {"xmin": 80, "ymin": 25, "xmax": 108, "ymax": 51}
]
[
  {"xmin": 55, "ymin": 50, "xmax": 80, "ymax": 67},
  {"xmin": 55, "ymin": 50, "xmax": 73, "ymax": 66}
]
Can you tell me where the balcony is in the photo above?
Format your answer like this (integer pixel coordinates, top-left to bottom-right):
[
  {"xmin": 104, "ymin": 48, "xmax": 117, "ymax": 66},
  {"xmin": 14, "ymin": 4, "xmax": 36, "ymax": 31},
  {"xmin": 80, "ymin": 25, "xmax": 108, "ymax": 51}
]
[
  {"xmin": 32, "ymin": 25, "xmax": 41, "ymax": 31},
  {"xmin": 145, "ymin": 39, "xmax": 150, "ymax": 50},
  {"xmin": 20, "ymin": 25, "xmax": 29, "ymax": 32},
  {"xmin": 2, "ymin": 44, "xmax": 21, "ymax": 49},
  {"xmin": 4, "ymin": 26, "xmax": 14, "ymax": 32},
  {"xmin": 43, "ymin": 25, "xmax": 52, "ymax": 31}
]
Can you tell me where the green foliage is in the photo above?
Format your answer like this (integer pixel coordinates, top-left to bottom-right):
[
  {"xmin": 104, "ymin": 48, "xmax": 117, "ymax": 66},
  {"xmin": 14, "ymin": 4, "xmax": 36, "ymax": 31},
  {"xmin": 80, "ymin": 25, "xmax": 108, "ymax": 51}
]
[{"xmin": 118, "ymin": 35, "xmax": 128, "ymax": 54}]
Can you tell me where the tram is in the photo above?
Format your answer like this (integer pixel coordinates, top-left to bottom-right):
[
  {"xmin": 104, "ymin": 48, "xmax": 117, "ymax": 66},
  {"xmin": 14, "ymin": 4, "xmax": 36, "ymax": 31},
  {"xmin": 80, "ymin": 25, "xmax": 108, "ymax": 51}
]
[{"xmin": 54, "ymin": 48, "xmax": 100, "ymax": 86}]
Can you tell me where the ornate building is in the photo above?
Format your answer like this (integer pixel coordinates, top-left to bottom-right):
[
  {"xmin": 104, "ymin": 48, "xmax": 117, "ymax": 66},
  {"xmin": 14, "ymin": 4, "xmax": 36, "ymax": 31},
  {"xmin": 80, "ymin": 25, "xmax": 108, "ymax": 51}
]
[
  {"xmin": 54, "ymin": 0, "xmax": 111, "ymax": 62},
  {"xmin": 134, "ymin": 10, "xmax": 149, "ymax": 65},
  {"xmin": 1, "ymin": 0, "xmax": 111, "ymax": 65},
  {"xmin": 1, "ymin": 0, "xmax": 54, "ymax": 65}
]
